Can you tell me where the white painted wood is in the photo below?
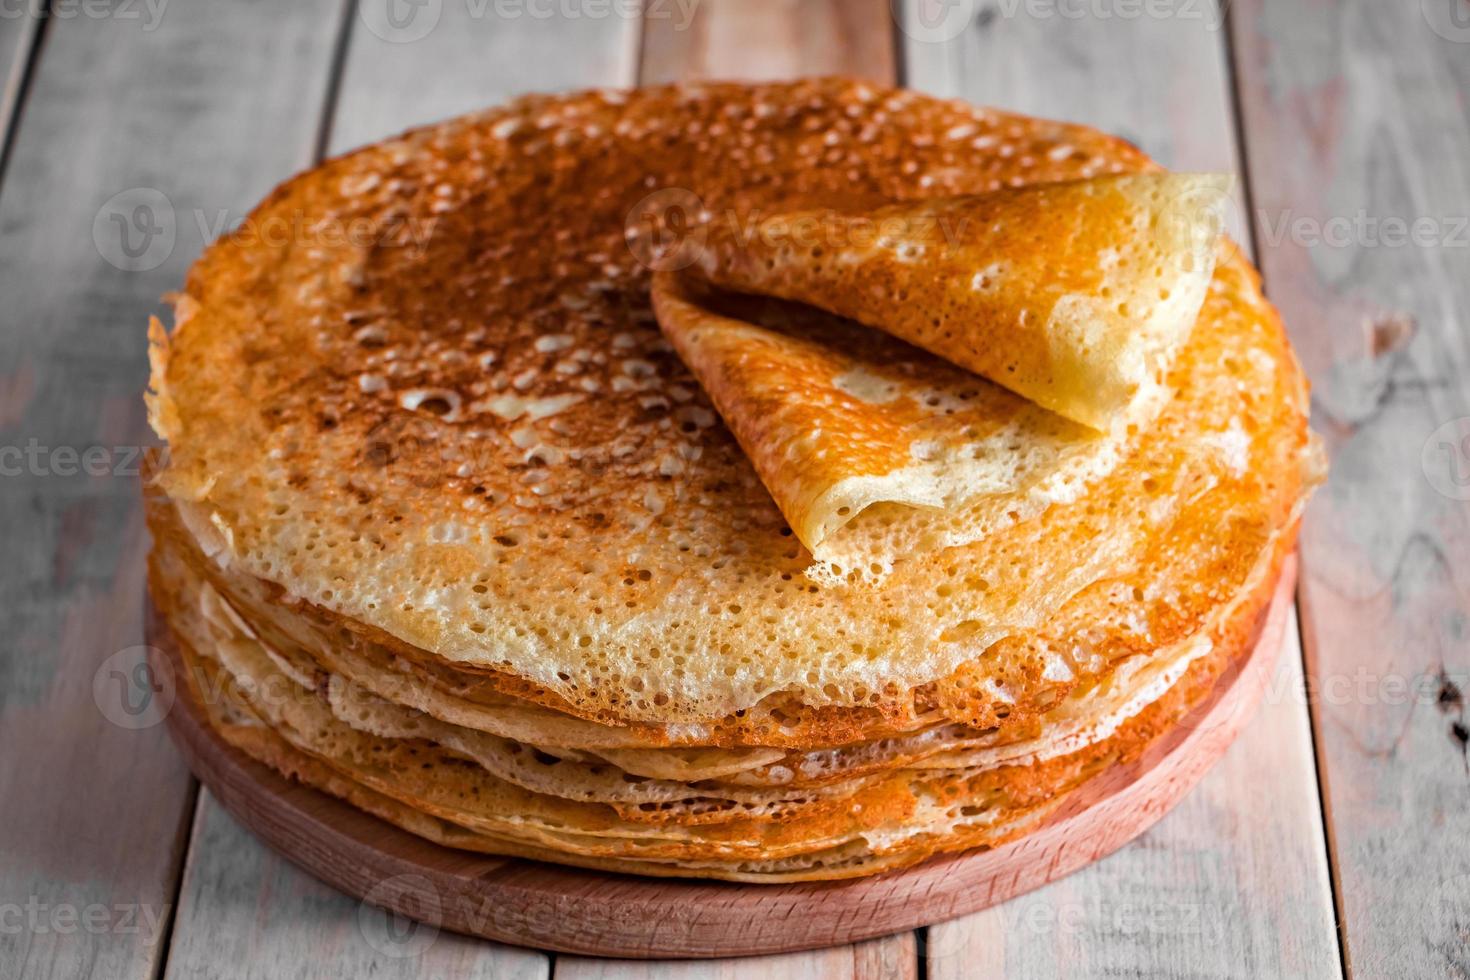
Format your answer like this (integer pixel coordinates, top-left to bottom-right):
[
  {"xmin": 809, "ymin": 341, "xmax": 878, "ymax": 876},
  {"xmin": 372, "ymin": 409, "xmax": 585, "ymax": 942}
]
[
  {"xmin": 1231, "ymin": 1, "xmax": 1470, "ymax": 975},
  {"xmin": 0, "ymin": 3, "xmax": 345, "ymax": 979},
  {"xmin": 330, "ymin": 0, "xmax": 642, "ymax": 153},
  {"xmin": 900, "ymin": 3, "xmax": 1341, "ymax": 975},
  {"xmin": 164, "ymin": 793, "xmax": 545, "ymax": 980},
  {"xmin": 553, "ymin": 932, "xmax": 916, "ymax": 980}
]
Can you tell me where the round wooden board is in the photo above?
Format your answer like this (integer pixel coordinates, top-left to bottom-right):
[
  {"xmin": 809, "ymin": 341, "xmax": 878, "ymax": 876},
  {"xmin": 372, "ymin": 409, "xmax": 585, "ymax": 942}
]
[{"xmin": 148, "ymin": 558, "xmax": 1294, "ymax": 960}]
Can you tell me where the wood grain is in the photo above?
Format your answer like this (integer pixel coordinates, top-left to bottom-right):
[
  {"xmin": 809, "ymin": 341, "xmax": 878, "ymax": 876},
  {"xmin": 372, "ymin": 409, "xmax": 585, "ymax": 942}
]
[
  {"xmin": 148, "ymin": 560, "xmax": 1295, "ymax": 960},
  {"xmin": 164, "ymin": 790, "xmax": 546, "ymax": 980},
  {"xmin": 330, "ymin": 0, "xmax": 641, "ymax": 153},
  {"xmin": 898, "ymin": 2, "xmax": 1342, "ymax": 976},
  {"xmin": 0, "ymin": 4, "xmax": 344, "ymax": 979},
  {"xmin": 1230, "ymin": 1, "xmax": 1470, "ymax": 976},
  {"xmin": 0, "ymin": 3, "xmax": 41, "ymax": 182},
  {"xmin": 157, "ymin": 3, "xmax": 644, "ymax": 977},
  {"xmin": 638, "ymin": 0, "xmax": 895, "ymax": 84},
  {"xmin": 553, "ymin": 933, "xmax": 916, "ymax": 980}
]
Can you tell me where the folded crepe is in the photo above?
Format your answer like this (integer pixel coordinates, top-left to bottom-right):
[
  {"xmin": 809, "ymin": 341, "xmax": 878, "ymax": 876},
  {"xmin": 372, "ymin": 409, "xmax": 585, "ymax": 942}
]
[{"xmin": 653, "ymin": 174, "xmax": 1231, "ymax": 569}]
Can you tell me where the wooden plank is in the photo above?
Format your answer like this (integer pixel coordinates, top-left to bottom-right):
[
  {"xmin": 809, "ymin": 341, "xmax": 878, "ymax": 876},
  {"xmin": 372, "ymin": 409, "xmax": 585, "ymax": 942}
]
[
  {"xmin": 164, "ymin": 793, "xmax": 545, "ymax": 980},
  {"xmin": 900, "ymin": 0, "xmax": 1252, "ymax": 245},
  {"xmin": 639, "ymin": 0, "xmax": 895, "ymax": 84},
  {"xmin": 159, "ymin": 2, "xmax": 641, "ymax": 977},
  {"xmin": 332, "ymin": 0, "xmax": 642, "ymax": 152},
  {"xmin": 899, "ymin": 3, "xmax": 1342, "ymax": 976},
  {"xmin": 1230, "ymin": 1, "xmax": 1470, "ymax": 976},
  {"xmin": 552, "ymin": 933, "xmax": 916, "ymax": 980},
  {"xmin": 0, "ymin": 4, "xmax": 345, "ymax": 979}
]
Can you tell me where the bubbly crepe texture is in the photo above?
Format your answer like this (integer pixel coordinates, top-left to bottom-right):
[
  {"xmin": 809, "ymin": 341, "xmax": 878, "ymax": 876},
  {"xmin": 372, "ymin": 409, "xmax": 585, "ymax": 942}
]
[
  {"xmin": 143, "ymin": 79, "xmax": 1320, "ymax": 881},
  {"xmin": 677, "ymin": 174, "xmax": 1229, "ymax": 430},
  {"xmin": 148, "ymin": 495, "xmax": 1293, "ymax": 879},
  {"xmin": 653, "ymin": 174, "xmax": 1230, "ymax": 563}
]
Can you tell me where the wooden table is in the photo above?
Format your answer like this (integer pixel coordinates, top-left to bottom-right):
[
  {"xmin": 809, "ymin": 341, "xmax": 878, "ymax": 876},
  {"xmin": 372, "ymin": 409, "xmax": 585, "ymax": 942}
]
[{"xmin": 0, "ymin": 1, "xmax": 1464, "ymax": 977}]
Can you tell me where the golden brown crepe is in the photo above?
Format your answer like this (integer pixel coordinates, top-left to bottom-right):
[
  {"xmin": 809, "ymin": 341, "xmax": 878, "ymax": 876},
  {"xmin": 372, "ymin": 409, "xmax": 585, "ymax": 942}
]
[
  {"xmin": 653, "ymin": 175, "xmax": 1231, "ymax": 564},
  {"xmin": 681, "ymin": 174, "xmax": 1230, "ymax": 430},
  {"xmin": 142, "ymin": 79, "xmax": 1318, "ymax": 882}
]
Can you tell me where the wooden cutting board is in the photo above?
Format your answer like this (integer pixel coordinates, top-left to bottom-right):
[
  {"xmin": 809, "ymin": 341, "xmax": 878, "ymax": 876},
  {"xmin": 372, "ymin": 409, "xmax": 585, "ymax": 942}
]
[{"xmin": 146, "ymin": 558, "xmax": 1294, "ymax": 960}]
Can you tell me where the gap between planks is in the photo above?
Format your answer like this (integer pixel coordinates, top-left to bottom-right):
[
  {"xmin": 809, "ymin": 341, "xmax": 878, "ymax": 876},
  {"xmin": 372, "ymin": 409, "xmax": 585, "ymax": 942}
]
[{"xmin": 0, "ymin": 2, "xmax": 43, "ymax": 189}]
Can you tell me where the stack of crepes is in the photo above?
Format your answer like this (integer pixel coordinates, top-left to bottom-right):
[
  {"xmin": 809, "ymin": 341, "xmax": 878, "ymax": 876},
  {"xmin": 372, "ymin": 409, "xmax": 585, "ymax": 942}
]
[{"xmin": 144, "ymin": 79, "xmax": 1322, "ymax": 882}]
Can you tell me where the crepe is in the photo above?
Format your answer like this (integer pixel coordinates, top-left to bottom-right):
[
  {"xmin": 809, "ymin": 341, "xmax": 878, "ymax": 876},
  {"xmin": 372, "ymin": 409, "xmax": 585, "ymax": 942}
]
[
  {"xmin": 651, "ymin": 174, "xmax": 1230, "ymax": 565},
  {"xmin": 149, "ymin": 490, "xmax": 1291, "ymax": 879},
  {"xmin": 680, "ymin": 173, "xmax": 1230, "ymax": 430},
  {"xmin": 142, "ymin": 79, "xmax": 1319, "ymax": 881}
]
